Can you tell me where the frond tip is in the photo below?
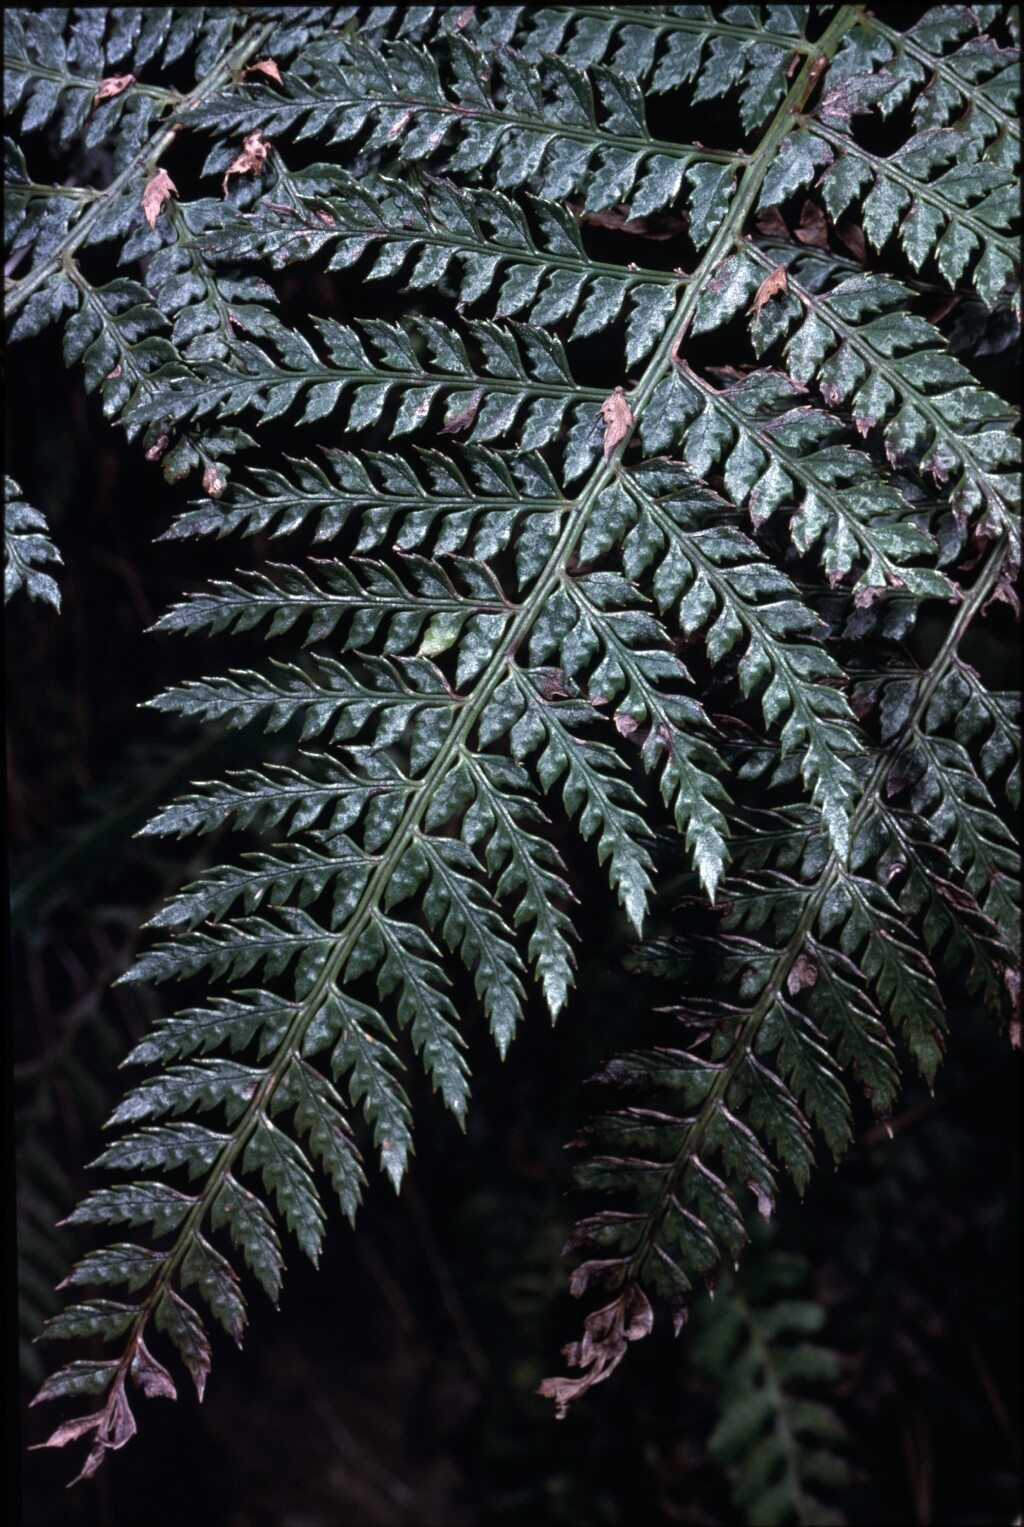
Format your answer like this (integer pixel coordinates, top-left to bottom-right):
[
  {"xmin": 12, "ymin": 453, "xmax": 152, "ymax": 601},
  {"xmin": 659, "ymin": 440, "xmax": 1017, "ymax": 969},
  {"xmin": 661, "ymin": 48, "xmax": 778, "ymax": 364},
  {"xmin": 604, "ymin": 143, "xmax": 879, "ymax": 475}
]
[{"xmin": 537, "ymin": 1282, "xmax": 653, "ymax": 1418}]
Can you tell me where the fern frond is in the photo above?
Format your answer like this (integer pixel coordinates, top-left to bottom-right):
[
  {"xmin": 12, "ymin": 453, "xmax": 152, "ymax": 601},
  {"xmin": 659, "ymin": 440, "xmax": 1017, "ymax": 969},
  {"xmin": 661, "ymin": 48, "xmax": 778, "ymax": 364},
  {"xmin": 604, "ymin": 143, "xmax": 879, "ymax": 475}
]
[
  {"xmin": 139, "ymin": 747, "xmax": 415, "ymax": 840},
  {"xmin": 742, "ymin": 251, "xmax": 1019, "ymax": 546},
  {"xmin": 924, "ymin": 658, "xmax": 1020, "ymax": 808},
  {"xmin": 3, "ymin": 8, "xmax": 171, "ymax": 151},
  {"xmin": 641, "ymin": 358, "xmax": 954, "ymax": 601},
  {"xmin": 153, "ymin": 554, "xmax": 513, "ymax": 657},
  {"xmin": 497, "ymin": 4, "xmax": 814, "ymax": 133},
  {"xmin": 15, "ymin": 3, "xmax": 1018, "ymax": 1486},
  {"xmin": 5, "ymin": 17, "xmax": 277, "ymax": 342},
  {"xmin": 159, "ymin": 444, "xmax": 565, "ymax": 553},
  {"xmin": 4, "ymin": 475, "xmax": 61, "ymax": 609},
  {"xmin": 894, "ymin": 730, "xmax": 1020, "ymax": 950},
  {"xmin": 836, "ymin": 7, "xmax": 1019, "ymax": 161},
  {"xmin": 691, "ymin": 1249, "xmax": 849, "ymax": 1527},
  {"xmin": 206, "ymin": 168, "xmax": 682, "ymax": 365},
  {"xmin": 616, "ymin": 464, "xmax": 863, "ymax": 860},
  {"xmin": 183, "ymin": 32, "xmax": 743, "ymax": 227},
  {"xmin": 814, "ymin": 126, "xmax": 1016, "ymax": 312},
  {"xmin": 123, "ymin": 312, "xmax": 605, "ymax": 472},
  {"xmin": 547, "ymin": 538, "xmax": 1017, "ymax": 1411}
]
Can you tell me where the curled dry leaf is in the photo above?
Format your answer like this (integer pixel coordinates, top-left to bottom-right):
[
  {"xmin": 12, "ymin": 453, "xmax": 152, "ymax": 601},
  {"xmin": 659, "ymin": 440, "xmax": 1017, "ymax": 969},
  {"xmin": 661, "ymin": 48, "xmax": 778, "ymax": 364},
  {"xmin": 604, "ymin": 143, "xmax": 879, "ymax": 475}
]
[
  {"xmin": 242, "ymin": 58, "xmax": 282, "ymax": 84},
  {"xmin": 130, "ymin": 1338, "xmax": 177, "ymax": 1400},
  {"xmin": 984, "ymin": 566, "xmax": 1022, "ymax": 616},
  {"xmin": 387, "ymin": 110, "xmax": 414, "ymax": 140},
  {"xmin": 568, "ymin": 198, "xmax": 689, "ymax": 241},
  {"xmin": 599, "ymin": 386, "xmax": 633, "ymax": 463},
  {"xmin": 141, "ymin": 169, "xmax": 177, "ymax": 231},
  {"xmin": 750, "ymin": 263, "xmax": 788, "ymax": 323},
  {"xmin": 222, "ymin": 131, "xmax": 270, "ymax": 195},
  {"xmin": 93, "ymin": 74, "xmax": 135, "ymax": 106},
  {"xmin": 31, "ymin": 1373, "xmax": 137, "ymax": 1486},
  {"xmin": 537, "ymin": 1284, "xmax": 653, "ymax": 1419}
]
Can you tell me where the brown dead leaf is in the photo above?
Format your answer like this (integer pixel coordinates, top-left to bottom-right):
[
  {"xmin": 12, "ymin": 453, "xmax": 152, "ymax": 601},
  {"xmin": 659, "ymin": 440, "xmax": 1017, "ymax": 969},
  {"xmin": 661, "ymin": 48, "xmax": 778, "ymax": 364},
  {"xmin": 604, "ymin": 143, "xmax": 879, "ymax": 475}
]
[
  {"xmin": 853, "ymin": 582, "xmax": 887, "ymax": 609},
  {"xmin": 836, "ymin": 216, "xmax": 867, "ymax": 262},
  {"xmin": 222, "ymin": 131, "xmax": 270, "ymax": 195},
  {"xmin": 924, "ymin": 292, "xmax": 961, "ymax": 325},
  {"xmin": 243, "ymin": 58, "xmax": 282, "ymax": 84},
  {"xmin": 567, "ymin": 198, "xmax": 689, "ymax": 241},
  {"xmin": 203, "ymin": 463, "xmax": 227, "ymax": 499},
  {"xmin": 1003, "ymin": 965, "xmax": 1021, "ymax": 1043},
  {"xmin": 983, "ymin": 565, "xmax": 1022, "ymax": 619},
  {"xmin": 537, "ymin": 1284, "xmax": 653, "ymax": 1419},
  {"xmin": 130, "ymin": 1338, "xmax": 177, "ymax": 1401},
  {"xmin": 142, "ymin": 168, "xmax": 177, "ymax": 230},
  {"xmin": 755, "ymin": 206, "xmax": 789, "ymax": 239},
  {"xmin": 600, "ymin": 386, "xmax": 633, "ymax": 463},
  {"xmin": 540, "ymin": 671, "xmax": 573, "ymax": 701},
  {"xmin": 795, "ymin": 199, "xmax": 830, "ymax": 250},
  {"xmin": 749, "ymin": 263, "xmax": 788, "ymax": 323},
  {"xmin": 30, "ymin": 1372, "xmax": 137, "ymax": 1486},
  {"xmin": 93, "ymin": 73, "xmax": 135, "ymax": 106},
  {"xmin": 786, "ymin": 952, "xmax": 819, "ymax": 994}
]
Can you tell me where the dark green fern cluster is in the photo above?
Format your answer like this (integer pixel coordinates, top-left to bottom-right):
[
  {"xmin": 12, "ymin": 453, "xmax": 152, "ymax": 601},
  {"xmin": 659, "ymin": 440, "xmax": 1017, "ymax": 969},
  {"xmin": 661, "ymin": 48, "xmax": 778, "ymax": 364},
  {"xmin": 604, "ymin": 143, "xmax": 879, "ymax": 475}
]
[{"xmin": 5, "ymin": 3, "xmax": 1019, "ymax": 1494}]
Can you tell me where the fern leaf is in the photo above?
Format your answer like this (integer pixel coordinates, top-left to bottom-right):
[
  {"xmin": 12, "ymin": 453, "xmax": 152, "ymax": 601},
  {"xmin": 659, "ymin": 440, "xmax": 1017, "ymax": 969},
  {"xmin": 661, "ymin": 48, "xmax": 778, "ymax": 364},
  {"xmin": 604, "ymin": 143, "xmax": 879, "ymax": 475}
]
[
  {"xmin": 208, "ymin": 169, "xmax": 682, "ymax": 365},
  {"xmin": 691, "ymin": 1249, "xmax": 849, "ymax": 1527},
  {"xmin": 834, "ymin": 8, "xmax": 1019, "ymax": 160},
  {"xmin": 501, "ymin": 5, "xmax": 814, "ymax": 133},
  {"xmin": 618, "ymin": 463, "xmax": 864, "ymax": 860},
  {"xmin": 183, "ymin": 33, "xmax": 743, "ymax": 223},
  {"xmin": 158, "ymin": 444, "xmax": 566, "ymax": 554},
  {"xmin": 744, "ymin": 253, "xmax": 1019, "ymax": 547},
  {"xmin": 549, "ymin": 539, "xmax": 1018, "ymax": 1407},
  {"xmin": 642, "ymin": 359, "xmax": 955, "ymax": 603},
  {"xmin": 15, "ymin": 3, "xmax": 1018, "ymax": 1483},
  {"xmin": 808, "ymin": 121, "xmax": 1017, "ymax": 310},
  {"xmin": 139, "ymin": 750, "xmax": 415, "ymax": 840},
  {"xmin": 123, "ymin": 311, "xmax": 604, "ymax": 471},
  {"xmin": 4, "ymin": 475, "xmax": 62, "ymax": 609}
]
